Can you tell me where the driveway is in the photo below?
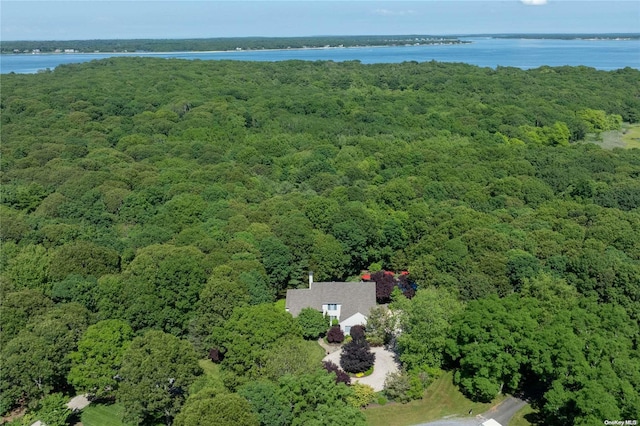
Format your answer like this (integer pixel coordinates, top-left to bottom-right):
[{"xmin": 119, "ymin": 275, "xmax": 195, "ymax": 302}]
[
  {"xmin": 322, "ymin": 346, "xmax": 399, "ymax": 391},
  {"xmin": 414, "ymin": 396, "xmax": 528, "ymax": 426}
]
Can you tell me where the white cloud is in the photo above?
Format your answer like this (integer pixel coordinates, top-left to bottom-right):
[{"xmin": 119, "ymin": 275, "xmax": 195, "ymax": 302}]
[
  {"xmin": 521, "ymin": 0, "xmax": 548, "ymax": 5},
  {"xmin": 372, "ymin": 9, "xmax": 415, "ymax": 17}
]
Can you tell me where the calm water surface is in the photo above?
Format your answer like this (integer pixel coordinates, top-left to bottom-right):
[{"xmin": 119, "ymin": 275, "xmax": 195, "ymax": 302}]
[{"xmin": 2, "ymin": 38, "xmax": 639, "ymax": 73}]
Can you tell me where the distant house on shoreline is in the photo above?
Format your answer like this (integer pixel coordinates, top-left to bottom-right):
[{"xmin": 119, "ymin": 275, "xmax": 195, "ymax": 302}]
[{"xmin": 285, "ymin": 272, "xmax": 376, "ymax": 334}]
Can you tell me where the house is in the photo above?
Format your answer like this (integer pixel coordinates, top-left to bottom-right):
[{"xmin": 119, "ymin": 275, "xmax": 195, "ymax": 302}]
[{"xmin": 286, "ymin": 272, "xmax": 376, "ymax": 333}]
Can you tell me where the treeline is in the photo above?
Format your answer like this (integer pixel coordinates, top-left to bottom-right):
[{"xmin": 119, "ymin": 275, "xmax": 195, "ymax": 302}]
[
  {"xmin": 1, "ymin": 59, "xmax": 639, "ymax": 425},
  {"xmin": 0, "ymin": 35, "xmax": 466, "ymax": 54}
]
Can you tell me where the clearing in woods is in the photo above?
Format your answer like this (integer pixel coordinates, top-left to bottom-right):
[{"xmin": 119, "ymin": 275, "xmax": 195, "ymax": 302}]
[{"xmin": 587, "ymin": 123, "xmax": 640, "ymax": 149}]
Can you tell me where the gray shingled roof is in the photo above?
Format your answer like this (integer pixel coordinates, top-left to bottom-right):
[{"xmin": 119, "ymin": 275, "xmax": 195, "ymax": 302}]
[{"xmin": 285, "ymin": 281, "xmax": 376, "ymax": 321}]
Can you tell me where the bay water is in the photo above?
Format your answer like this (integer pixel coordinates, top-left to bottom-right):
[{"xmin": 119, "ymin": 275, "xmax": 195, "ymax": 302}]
[{"xmin": 1, "ymin": 37, "xmax": 639, "ymax": 74}]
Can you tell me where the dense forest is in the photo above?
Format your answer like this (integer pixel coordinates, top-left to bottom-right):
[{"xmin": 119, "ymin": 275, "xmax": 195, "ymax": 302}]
[
  {"xmin": 1, "ymin": 58, "xmax": 639, "ymax": 426},
  {"xmin": 0, "ymin": 35, "xmax": 466, "ymax": 54}
]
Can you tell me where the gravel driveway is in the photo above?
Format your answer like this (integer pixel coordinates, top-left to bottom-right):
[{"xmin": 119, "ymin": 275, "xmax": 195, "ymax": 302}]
[{"xmin": 323, "ymin": 346, "xmax": 399, "ymax": 391}]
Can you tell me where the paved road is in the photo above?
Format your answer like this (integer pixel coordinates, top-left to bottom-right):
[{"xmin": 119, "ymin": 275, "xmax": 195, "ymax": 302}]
[
  {"xmin": 480, "ymin": 397, "xmax": 528, "ymax": 426},
  {"xmin": 414, "ymin": 396, "xmax": 528, "ymax": 426}
]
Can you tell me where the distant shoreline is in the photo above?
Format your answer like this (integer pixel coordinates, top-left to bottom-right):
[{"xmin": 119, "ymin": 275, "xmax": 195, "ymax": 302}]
[
  {"xmin": 1, "ymin": 42, "xmax": 471, "ymax": 56},
  {"xmin": 3, "ymin": 33, "xmax": 638, "ymax": 55},
  {"xmin": 3, "ymin": 37, "xmax": 638, "ymax": 73}
]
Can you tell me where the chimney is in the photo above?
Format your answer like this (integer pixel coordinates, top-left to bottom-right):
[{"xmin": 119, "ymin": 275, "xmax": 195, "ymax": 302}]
[{"xmin": 308, "ymin": 271, "xmax": 313, "ymax": 287}]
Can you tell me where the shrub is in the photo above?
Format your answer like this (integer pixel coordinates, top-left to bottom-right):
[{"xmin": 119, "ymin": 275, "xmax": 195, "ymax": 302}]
[
  {"xmin": 349, "ymin": 325, "xmax": 366, "ymax": 342},
  {"xmin": 384, "ymin": 371, "xmax": 412, "ymax": 403},
  {"xmin": 367, "ymin": 335, "xmax": 385, "ymax": 347},
  {"xmin": 377, "ymin": 395, "xmax": 388, "ymax": 406},
  {"xmin": 327, "ymin": 325, "xmax": 344, "ymax": 344},
  {"xmin": 340, "ymin": 338, "xmax": 375, "ymax": 374},
  {"xmin": 383, "ymin": 370, "xmax": 426, "ymax": 403},
  {"xmin": 347, "ymin": 383, "xmax": 376, "ymax": 408},
  {"xmin": 322, "ymin": 361, "xmax": 351, "ymax": 385}
]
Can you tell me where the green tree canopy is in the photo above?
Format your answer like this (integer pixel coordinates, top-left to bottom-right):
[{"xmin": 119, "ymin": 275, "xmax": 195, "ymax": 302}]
[
  {"xmin": 212, "ymin": 303, "xmax": 302, "ymax": 388},
  {"xmin": 297, "ymin": 307, "xmax": 328, "ymax": 340},
  {"xmin": 174, "ymin": 393, "xmax": 258, "ymax": 426},
  {"xmin": 118, "ymin": 330, "xmax": 202, "ymax": 426},
  {"xmin": 68, "ymin": 319, "xmax": 134, "ymax": 398}
]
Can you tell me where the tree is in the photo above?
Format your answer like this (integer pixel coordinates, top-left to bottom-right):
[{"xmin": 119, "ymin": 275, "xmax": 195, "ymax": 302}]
[
  {"xmin": 258, "ymin": 236, "xmax": 294, "ymax": 296},
  {"xmin": 0, "ymin": 332, "xmax": 58, "ymax": 413},
  {"xmin": 370, "ymin": 271, "xmax": 396, "ymax": 303},
  {"xmin": 506, "ymin": 249, "xmax": 540, "ymax": 291},
  {"xmin": 340, "ymin": 338, "xmax": 375, "ymax": 374},
  {"xmin": 68, "ymin": 319, "xmax": 133, "ymax": 398},
  {"xmin": 322, "ymin": 361, "xmax": 351, "ymax": 385},
  {"xmin": 48, "ymin": 240, "xmax": 120, "ymax": 281},
  {"xmin": 297, "ymin": 307, "xmax": 328, "ymax": 340},
  {"xmin": 278, "ymin": 371, "xmax": 366, "ymax": 426},
  {"xmin": 50, "ymin": 275, "xmax": 98, "ymax": 311},
  {"xmin": 365, "ymin": 305, "xmax": 395, "ymax": 346},
  {"xmin": 384, "ymin": 371, "xmax": 412, "ymax": 403},
  {"xmin": 239, "ymin": 270, "xmax": 275, "ymax": 305},
  {"xmin": 117, "ymin": 330, "xmax": 202, "ymax": 426},
  {"xmin": 212, "ymin": 304, "xmax": 302, "ymax": 388},
  {"xmin": 446, "ymin": 295, "xmax": 538, "ymax": 401},
  {"xmin": 119, "ymin": 244, "xmax": 208, "ymax": 334},
  {"xmin": 309, "ymin": 231, "xmax": 350, "ymax": 281},
  {"xmin": 327, "ymin": 325, "xmax": 344, "ymax": 344},
  {"xmin": 394, "ymin": 287, "xmax": 463, "ymax": 371},
  {"xmin": 4, "ymin": 244, "xmax": 49, "ymax": 290},
  {"xmin": 261, "ymin": 339, "xmax": 320, "ymax": 381},
  {"xmin": 238, "ymin": 381, "xmax": 292, "ymax": 426},
  {"xmin": 349, "ymin": 324, "xmax": 366, "ymax": 341},
  {"xmin": 174, "ymin": 393, "xmax": 258, "ymax": 426},
  {"xmin": 0, "ymin": 289, "xmax": 53, "ymax": 346},
  {"xmin": 30, "ymin": 393, "xmax": 71, "ymax": 426},
  {"xmin": 189, "ymin": 272, "xmax": 250, "ymax": 353},
  {"xmin": 27, "ymin": 302, "xmax": 92, "ymax": 367}
]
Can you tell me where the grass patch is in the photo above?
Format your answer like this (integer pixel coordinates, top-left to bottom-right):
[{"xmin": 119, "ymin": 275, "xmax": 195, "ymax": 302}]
[
  {"xmin": 190, "ymin": 359, "xmax": 226, "ymax": 395},
  {"xmin": 198, "ymin": 358, "xmax": 223, "ymax": 380},
  {"xmin": 305, "ymin": 339, "xmax": 328, "ymax": 366},
  {"xmin": 584, "ymin": 123, "xmax": 640, "ymax": 150},
  {"xmin": 364, "ymin": 371, "xmax": 506, "ymax": 426},
  {"xmin": 508, "ymin": 403, "xmax": 536, "ymax": 426},
  {"xmin": 80, "ymin": 403, "xmax": 133, "ymax": 426},
  {"xmin": 621, "ymin": 123, "xmax": 640, "ymax": 149}
]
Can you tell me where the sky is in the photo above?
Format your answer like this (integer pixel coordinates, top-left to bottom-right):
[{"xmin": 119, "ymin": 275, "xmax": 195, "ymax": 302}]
[{"xmin": 1, "ymin": 1, "xmax": 638, "ymax": 41}]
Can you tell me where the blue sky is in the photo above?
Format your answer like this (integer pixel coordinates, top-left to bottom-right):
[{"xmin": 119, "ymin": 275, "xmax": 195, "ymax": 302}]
[{"xmin": 1, "ymin": 1, "xmax": 638, "ymax": 41}]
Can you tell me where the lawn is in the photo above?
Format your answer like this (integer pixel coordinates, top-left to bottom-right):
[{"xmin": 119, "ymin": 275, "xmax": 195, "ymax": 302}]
[
  {"xmin": 364, "ymin": 371, "xmax": 506, "ymax": 426},
  {"xmin": 306, "ymin": 339, "xmax": 328, "ymax": 365},
  {"xmin": 80, "ymin": 403, "xmax": 133, "ymax": 426},
  {"xmin": 508, "ymin": 403, "xmax": 536, "ymax": 426}
]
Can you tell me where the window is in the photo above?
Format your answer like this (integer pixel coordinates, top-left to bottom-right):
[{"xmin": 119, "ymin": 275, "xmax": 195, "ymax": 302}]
[
  {"xmin": 327, "ymin": 304, "xmax": 338, "ymax": 311},
  {"xmin": 344, "ymin": 326, "xmax": 351, "ymax": 334}
]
